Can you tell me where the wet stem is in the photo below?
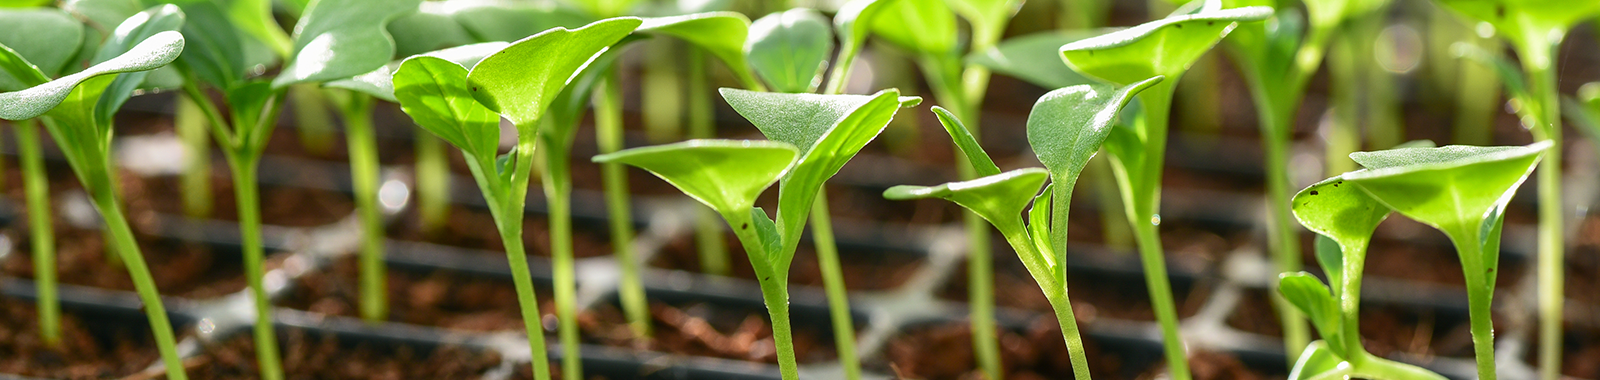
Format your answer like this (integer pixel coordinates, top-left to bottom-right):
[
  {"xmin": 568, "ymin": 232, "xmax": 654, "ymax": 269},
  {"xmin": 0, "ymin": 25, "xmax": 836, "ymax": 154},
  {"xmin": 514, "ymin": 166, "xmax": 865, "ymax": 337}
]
[
  {"xmin": 597, "ymin": 68, "xmax": 653, "ymax": 341},
  {"xmin": 339, "ymin": 94, "xmax": 388, "ymax": 323},
  {"xmin": 15, "ymin": 119, "xmax": 58, "ymax": 347}
]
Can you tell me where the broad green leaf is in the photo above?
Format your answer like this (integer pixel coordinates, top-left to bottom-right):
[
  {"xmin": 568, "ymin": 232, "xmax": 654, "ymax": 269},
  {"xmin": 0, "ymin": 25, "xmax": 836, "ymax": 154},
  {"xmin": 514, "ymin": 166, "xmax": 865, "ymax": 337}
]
[
  {"xmin": 331, "ymin": 42, "xmax": 509, "ymax": 102},
  {"xmin": 468, "ymin": 17, "xmax": 641, "ymax": 127},
  {"xmin": 94, "ymin": 4, "xmax": 184, "ymax": 125},
  {"xmin": 272, "ymin": 0, "xmax": 422, "ymax": 88},
  {"xmin": 746, "ymin": 9, "xmax": 832, "ymax": 93},
  {"xmin": 1027, "ymin": 77, "xmax": 1162, "ymax": 186},
  {"xmin": 834, "ymin": 0, "xmax": 899, "ymax": 50},
  {"xmin": 450, "ymin": 2, "xmax": 593, "ymax": 43},
  {"xmin": 1287, "ymin": 341, "xmax": 1349, "ymax": 380},
  {"xmin": 1343, "ymin": 142, "xmax": 1548, "ymax": 276},
  {"xmin": 1434, "ymin": 0, "xmax": 1600, "ymax": 44},
  {"xmin": 1452, "ymin": 42, "xmax": 1528, "ymax": 107},
  {"xmin": 63, "ymin": 0, "xmax": 141, "ymax": 33},
  {"xmin": 0, "ymin": 30, "xmax": 184, "ymax": 121},
  {"xmin": 0, "ymin": 0, "xmax": 53, "ymax": 7},
  {"xmin": 388, "ymin": 4, "xmax": 476, "ymax": 58},
  {"xmin": 221, "ymin": 0, "xmax": 291, "ymax": 58},
  {"xmin": 225, "ymin": 80, "xmax": 276, "ymax": 149},
  {"xmin": 1312, "ymin": 235, "xmax": 1343, "ymax": 290},
  {"xmin": 870, "ymin": 0, "xmax": 957, "ymax": 55},
  {"xmin": 945, "ymin": 0, "xmax": 1023, "ymax": 42},
  {"xmin": 593, "ymin": 139, "xmax": 798, "ymax": 216},
  {"xmin": 884, "ymin": 168, "xmax": 1049, "ymax": 227},
  {"xmin": 932, "ymin": 106, "xmax": 1001, "ymax": 177},
  {"xmin": 1278, "ymin": 272, "xmax": 1342, "ymax": 352},
  {"xmin": 0, "ymin": 8, "xmax": 84, "ymax": 77},
  {"xmin": 1291, "ymin": 175, "xmax": 1390, "ymax": 253},
  {"xmin": 546, "ymin": 36, "xmax": 635, "ymax": 144},
  {"xmin": 1027, "ymin": 183, "xmax": 1057, "ymax": 271},
  {"xmin": 1060, "ymin": 6, "xmax": 1271, "ymax": 85},
  {"xmin": 0, "ymin": 44, "xmax": 50, "ymax": 91},
  {"xmin": 166, "ymin": 0, "xmax": 246, "ymax": 90},
  {"xmin": 719, "ymin": 88, "xmax": 918, "ymax": 155},
  {"xmin": 393, "ymin": 56, "xmax": 499, "ymax": 161},
  {"xmin": 570, "ymin": 0, "xmax": 639, "ymax": 18},
  {"xmin": 968, "ymin": 30, "xmax": 1101, "ymax": 89},
  {"xmin": 640, "ymin": 12, "xmax": 758, "ymax": 90}
]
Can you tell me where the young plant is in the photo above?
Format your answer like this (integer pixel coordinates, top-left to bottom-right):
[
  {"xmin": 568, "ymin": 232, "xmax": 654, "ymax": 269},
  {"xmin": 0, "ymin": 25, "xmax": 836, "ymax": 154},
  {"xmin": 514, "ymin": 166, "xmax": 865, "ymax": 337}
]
[
  {"xmin": 391, "ymin": 18, "xmax": 642, "ymax": 380},
  {"xmin": 0, "ymin": 14, "xmax": 188, "ymax": 380},
  {"xmin": 1340, "ymin": 142, "xmax": 1549, "ymax": 379},
  {"xmin": 1430, "ymin": 1, "xmax": 1600, "ymax": 376},
  {"xmin": 598, "ymin": 88, "xmax": 917, "ymax": 380},
  {"xmin": 1059, "ymin": 4, "xmax": 1270, "ymax": 378},
  {"xmin": 1280, "ymin": 171, "xmax": 1448, "ymax": 380},
  {"xmin": 0, "ymin": 6, "xmax": 85, "ymax": 349},
  {"xmin": 886, "ymin": 77, "xmax": 1161, "ymax": 380}
]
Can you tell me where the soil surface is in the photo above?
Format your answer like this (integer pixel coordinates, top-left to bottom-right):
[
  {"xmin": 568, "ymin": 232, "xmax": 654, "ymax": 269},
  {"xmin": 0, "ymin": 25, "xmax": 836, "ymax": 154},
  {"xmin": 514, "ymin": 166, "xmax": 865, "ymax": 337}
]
[
  {"xmin": 651, "ymin": 231, "xmax": 922, "ymax": 291},
  {"xmin": 1, "ymin": 224, "xmax": 285, "ymax": 299},
  {"xmin": 938, "ymin": 259, "xmax": 1212, "ymax": 322},
  {"xmin": 0, "ymin": 296, "xmax": 161, "ymax": 379},
  {"xmin": 172, "ymin": 329, "xmax": 503, "ymax": 379},
  {"xmin": 387, "ymin": 203, "xmax": 615, "ymax": 259}
]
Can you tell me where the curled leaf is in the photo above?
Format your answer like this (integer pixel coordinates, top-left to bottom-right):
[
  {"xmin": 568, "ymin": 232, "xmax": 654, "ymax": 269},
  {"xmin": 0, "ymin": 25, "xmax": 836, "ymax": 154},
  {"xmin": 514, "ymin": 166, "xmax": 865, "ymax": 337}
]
[{"xmin": 0, "ymin": 30, "xmax": 184, "ymax": 120}]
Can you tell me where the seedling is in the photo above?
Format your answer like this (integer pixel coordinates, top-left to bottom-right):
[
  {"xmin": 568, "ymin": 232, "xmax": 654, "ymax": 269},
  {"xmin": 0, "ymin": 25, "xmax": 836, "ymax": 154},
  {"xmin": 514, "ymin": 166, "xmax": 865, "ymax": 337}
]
[
  {"xmin": 598, "ymin": 88, "xmax": 916, "ymax": 380},
  {"xmin": 0, "ymin": 5, "xmax": 84, "ymax": 350},
  {"xmin": 0, "ymin": 8, "xmax": 188, "ymax": 379},
  {"xmin": 1281, "ymin": 170, "xmax": 1447, "ymax": 380},
  {"xmin": 1219, "ymin": 0, "xmax": 1361, "ymax": 358},
  {"xmin": 1432, "ymin": 0, "xmax": 1600, "ymax": 376},
  {"xmin": 1059, "ymin": 4, "xmax": 1270, "ymax": 378},
  {"xmin": 886, "ymin": 77, "xmax": 1160, "ymax": 380},
  {"xmin": 392, "ymin": 18, "xmax": 641, "ymax": 380}
]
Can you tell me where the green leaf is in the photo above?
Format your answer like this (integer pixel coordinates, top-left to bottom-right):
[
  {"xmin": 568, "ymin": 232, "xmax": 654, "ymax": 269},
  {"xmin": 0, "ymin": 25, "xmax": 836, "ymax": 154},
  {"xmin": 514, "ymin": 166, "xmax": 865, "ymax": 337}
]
[
  {"xmin": 0, "ymin": 0, "xmax": 54, "ymax": 7},
  {"xmin": 0, "ymin": 44, "xmax": 50, "ymax": 91},
  {"xmin": 0, "ymin": 30, "xmax": 184, "ymax": 121},
  {"xmin": 468, "ymin": 17, "xmax": 641, "ymax": 127},
  {"xmin": 639, "ymin": 12, "xmax": 757, "ymax": 89},
  {"xmin": 745, "ymin": 9, "xmax": 832, "ymax": 93},
  {"xmin": 1027, "ymin": 183, "xmax": 1058, "ymax": 270},
  {"xmin": 388, "ymin": 4, "xmax": 476, "ymax": 58},
  {"xmin": 833, "ymin": 0, "xmax": 898, "ymax": 50},
  {"xmin": 931, "ymin": 106, "xmax": 1001, "ymax": 177},
  {"xmin": 0, "ymin": 8, "xmax": 85, "ymax": 77},
  {"xmin": 1566, "ymin": 84, "xmax": 1600, "ymax": 141},
  {"xmin": 63, "ymin": 0, "xmax": 142, "ymax": 34},
  {"xmin": 945, "ymin": 0, "xmax": 1023, "ymax": 41},
  {"xmin": 222, "ymin": 0, "xmax": 291, "ymax": 58},
  {"xmin": 272, "ymin": 0, "xmax": 422, "ymax": 88},
  {"xmin": 570, "ymin": 0, "xmax": 639, "ymax": 18},
  {"xmin": 166, "ymin": 0, "xmax": 246, "ymax": 90},
  {"xmin": 94, "ymin": 4, "xmax": 184, "ymax": 125},
  {"xmin": 593, "ymin": 139, "xmax": 798, "ymax": 216},
  {"xmin": 1027, "ymin": 77, "xmax": 1162, "ymax": 187},
  {"xmin": 1060, "ymin": 6, "xmax": 1271, "ymax": 85},
  {"xmin": 884, "ymin": 168, "xmax": 1049, "ymax": 227},
  {"xmin": 870, "ymin": 0, "xmax": 957, "ymax": 55},
  {"xmin": 1452, "ymin": 42, "xmax": 1528, "ymax": 108},
  {"xmin": 450, "ymin": 2, "xmax": 593, "ymax": 44},
  {"xmin": 968, "ymin": 30, "xmax": 1100, "ymax": 89},
  {"xmin": 1434, "ymin": 0, "xmax": 1600, "ymax": 44},
  {"xmin": 1313, "ymin": 234, "xmax": 1343, "ymax": 289},
  {"xmin": 720, "ymin": 88, "xmax": 917, "ymax": 155},
  {"xmin": 1291, "ymin": 175, "xmax": 1390, "ymax": 254},
  {"xmin": 1287, "ymin": 341, "xmax": 1349, "ymax": 380},
  {"xmin": 332, "ymin": 42, "xmax": 509, "ymax": 103},
  {"xmin": 225, "ymin": 80, "xmax": 276, "ymax": 148},
  {"xmin": 1278, "ymin": 272, "xmax": 1342, "ymax": 353},
  {"xmin": 545, "ymin": 36, "xmax": 635, "ymax": 145},
  {"xmin": 393, "ymin": 51, "xmax": 504, "ymax": 161}
]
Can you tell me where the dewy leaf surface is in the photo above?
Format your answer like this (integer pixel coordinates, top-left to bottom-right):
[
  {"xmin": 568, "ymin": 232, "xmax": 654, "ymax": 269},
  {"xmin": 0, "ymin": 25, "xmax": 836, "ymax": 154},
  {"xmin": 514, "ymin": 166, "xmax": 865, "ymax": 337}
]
[
  {"xmin": 0, "ymin": 30, "xmax": 184, "ymax": 120},
  {"xmin": 0, "ymin": 8, "xmax": 84, "ymax": 77},
  {"xmin": 969, "ymin": 30, "xmax": 1101, "ymax": 89},
  {"xmin": 1343, "ymin": 142, "xmax": 1549, "ymax": 236},
  {"xmin": 272, "ymin": 0, "xmax": 422, "ymax": 88},
  {"xmin": 884, "ymin": 168, "xmax": 1049, "ymax": 227},
  {"xmin": 745, "ymin": 9, "xmax": 833, "ymax": 93},
  {"xmin": 593, "ymin": 139, "xmax": 797, "ymax": 216},
  {"xmin": 468, "ymin": 17, "xmax": 641, "ymax": 127},
  {"xmin": 639, "ymin": 12, "xmax": 757, "ymax": 89},
  {"xmin": 1060, "ymin": 6, "xmax": 1270, "ymax": 84},
  {"xmin": 95, "ymin": 4, "xmax": 183, "ymax": 125}
]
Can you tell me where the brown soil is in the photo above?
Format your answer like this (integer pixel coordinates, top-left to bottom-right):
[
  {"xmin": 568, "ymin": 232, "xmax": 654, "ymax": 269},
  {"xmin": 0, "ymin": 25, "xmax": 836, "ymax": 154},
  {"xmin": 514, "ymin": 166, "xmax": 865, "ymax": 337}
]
[
  {"xmin": 1224, "ymin": 288, "xmax": 1483, "ymax": 360},
  {"xmin": 651, "ymin": 231, "xmax": 922, "ymax": 291},
  {"xmin": 0, "ymin": 296, "xmax": 161, "ymax": 379},
  {"xmin": 386, "ymin": 204, "xmax": 615, "ymax": 259},
  {"xmin": 583, "ymin": 302, "xmax": 840, "ymax": 364},
  {"xmin": 884, "ymin": 318, "xmax": 1117, "ymax": 380},
  {"xmin": 123, "ymin": 171, "xmax": 355, "ymax": 228},
  {"xmin": 1, "ymin": 224, "xmax": 286, "ymax": 299},
  {"xmin": 172, "ymin": 329, "xmax": 503, "ymax": 379},
  {"xmin": 938, "ymin": 260, "xmax": 1212, "ymax": 322},
  {"xmin": 280, "ymin": 256, "xmax": 546, "ymax": 332}
]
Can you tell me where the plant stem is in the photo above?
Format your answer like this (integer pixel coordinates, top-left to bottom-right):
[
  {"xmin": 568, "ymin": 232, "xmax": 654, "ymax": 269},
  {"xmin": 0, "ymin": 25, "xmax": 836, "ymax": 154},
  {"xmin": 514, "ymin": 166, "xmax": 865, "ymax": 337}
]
[
  {"xmin": 496, "ymin": 197, "xmax": 553, "ymax": 380},
  {"xmin": 596, "ymin": 69, "xmax": 651, "ymax": 342},
  {"xmin": 90, "ymin": 185, "xmax": 187, "ymax": 380},
  {"xmin": 339, "ymin": 94, "xmax": 387, "ymax": 323},
  {"xmin": 414, "ymin": 132, "xmax": 450, "ymax": 236},
  {"xmin": 643, "ymin": 39, "xmax": 683, "ymax": 144},
  {"xmin": 177, "ymin": 94, "xmax": 211, "ymax": 218},
  {"xmin": 809, "ymin": 192, "xmax": 860, "ymax": 380},
  {"xmin": 1249, "ymin": 77, "xmax": 1310, "ymax": 362},
  {"xmin": 16, "ymin": 119, "xmax": 58, "ymax": 347},
  {"xmin": 289, "ymin": 84, "xmax": 336, "ymax": 156},
  {"xmin": 540, "ymin": 142, "xmax": 581, "ymax": 380},
  {"xmin": 1448, "ymin": 231, "xmax": 1496, "ymax": 380},
  {"xmin": 1516, "ymin": 34, "xmax": 1565, "ymax": 380},
  {"xmin": 226, "ymin": 157, "xmax": 284, "ymax": 380},
  {"xmin": 1126, "ymin": 86, "xmax": 1190, "ymax": 380},
  {"xmin": 1326, "ymin": 34, "xmax": 1362, "ymax": 176},
  {"xmin": 687, "ymin": 49, "xmax": 729, "ymax": 276},
  {"xmin": 723, "ymin": 210, "xmax": 799, "ymax": 380}
]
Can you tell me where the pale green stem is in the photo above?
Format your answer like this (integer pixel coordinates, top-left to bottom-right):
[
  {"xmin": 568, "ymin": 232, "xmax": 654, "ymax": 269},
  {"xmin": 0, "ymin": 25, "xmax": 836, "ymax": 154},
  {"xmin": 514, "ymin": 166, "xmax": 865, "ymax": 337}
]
[
  {"xmin": 89, "ymin": 180, "xmax": 187, "ymax": 380},
  {"xmin": 597, "ymin": 70, "xmax": 650, "ymax": 341},
  {"xmin": 226, "ymin": 157, "xmax": 284, "ymax": 380},
  {"xmin": 1044, "ymin": 182, "xmax": 1095, "ymax": 380},
  {"xmin": 809, "ymin": 192, "xmax": 860, "ymax": 380},
  {"xmin": 540, "ymin": 143, "xmax": 581, "ymax": 380},
  {"xmin": 1453, "ymin": 36, "xmax": 1501, "ymax": 145},
  {"xmin": 1129, "ymin": 86, "xmax": 1190, "ymax": 380},
  {"xmin": 16, "ymin": 119, "xmax": 58, "ymax": 347},
  {"xmin": 1243, "ymin": 69, "xmax": 1310, "ymax": 362},
  {"xmin": 414, "ymin": 132, "xmax": 450, "ymax": 236},
  {"xmin": 1515, "ymin": 33, "xmax": 1565, "ymax": 380},
  {"xmin": 723, "ymin": 210, "xmax": 799, "ymax": 380},
  {"xmin": 288, "ymin": 84, "xmax": 336, "ymax": 156},
  {"xmin": 1447, "ymin": 230, "xmax": 1496, "ymax": 380},
  {"xmin": 340, "ymin": 95, "xmax": 387, "ymax": 322},
  {"xmin": 177, "ymin": 94, "xmax": 211, "ymax": 218},
  {"xmin": 687, "ymin": 49, "xmax": 729, "ymax": 276},
  {"xmin": 643, "ymin": 40, "xmax": 683, "ymax": 144},
  {"xmin": 1326, "ymin": 34, "xmax": 1362, "ymax": 176}
]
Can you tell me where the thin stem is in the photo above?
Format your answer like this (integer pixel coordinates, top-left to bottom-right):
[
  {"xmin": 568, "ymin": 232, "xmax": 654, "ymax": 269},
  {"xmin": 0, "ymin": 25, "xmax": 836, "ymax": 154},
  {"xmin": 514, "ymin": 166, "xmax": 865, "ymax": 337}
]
[
  {"xmin": 643, "ymin": 39, "xmax": 683, "ymax": 144},
  {"xmin": 1131, "ymin": 214, "xmax": 1188, "ymax": 380},
  {"xmin": 414, "ymin": 132, "xmax": 450, "ymax": 236},
  {"xmin": 1338, "ymin": 240, "xmax": 1369, "ymax": 357},
  {"xmin": 809, "ymin": 192, "xmax": 860, "ymax": 380},
  {"xmin": 1253, "ymin": 79, "xmax": 1310, "ymax": 361},
  {"xmin": 177, "ymin": 94, "xmax": 211, "ymax": 218},
  {"xmin": 1449, "ymin": 233, "xmax": 1496, "ymax": 380},
  {"xmin": 1049, "ymin": 293, "xmax": 1093, "ymax": 380},
  {"xmin": 16, "ymin": 119, "xmax": 58, "ymax": 347},
  {"xmin": 541, "ymin": 146, "xmax": 581, "ymax": 380},
  {"xmin": 288, "ymin": 84, "xmax": 336, "ymax": 156},
  {"xmin": 226, "ymin": 157, "xmax": 283, "ymax": 380},
  {"xmin": 1130, "ymin": 87, "xmax": 1190, "ymax": 380},
  {"xmin": 1325, "ymin": 33, "xmax": 1362, "ymax": 176},
  {"xmin": 596, "ymin": 69, "xmax": 651, "ymax": 341},
  {"xmin": 1516, "ymin": 35, "xmax": 1565, "ymax": 380},
  {"xmin": 687, "ymin": 49, "xmax": 729, "ymax": 276},
  {"xmin": 724, "ymin": 210, "xmax": 799, "ymax": 380},
  {"xmin": 339, "ymin": 95, "xmax": 387, "ymax": 323},
  {"xmin": 497, "ymin": 202, "xmax": 553, "ymax": 380},
  {"xmin": 90, "ymin": 186, "xmax": 186, "ymax": 380}
]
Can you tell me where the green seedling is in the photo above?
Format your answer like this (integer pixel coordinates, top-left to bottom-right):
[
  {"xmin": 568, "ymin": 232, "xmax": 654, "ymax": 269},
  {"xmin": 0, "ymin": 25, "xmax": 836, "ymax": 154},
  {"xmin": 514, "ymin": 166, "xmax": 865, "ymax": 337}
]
[
  {"xmin": 0, "ymin": 8, "xmax": 187, "ymax": 378},
  {"xmin": 0, "ymin": 5, "xmax": 85, "ymax": 350},
  {"xmin": 599, "ymin": 88, "xmax": 917, "ymax": 380},
  {"xmin": 1281, "ymin": 169, "xmax": 1449, "ymax": 380},
  {"xmin": 1059, "ymin": 4, "xmax": 1270, "ymax": 379},
  {"xmin": 392, "ymin": 18, "xmax": 641, "ymax": 380},
  {"xmin": 1218, "ymin": 0, "xmax": 1364, "ymax": 359},
  {"xmin": 868, "ymin": 1, "xmax": 1022, "ymax": 377},
  {"xmin": 886, "ymin": 77, "xmax": 1160, "ymax": 380},
  {"xmin": 1434, "ymin": 1, "xmax": 1600, "ymax": 377}
]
